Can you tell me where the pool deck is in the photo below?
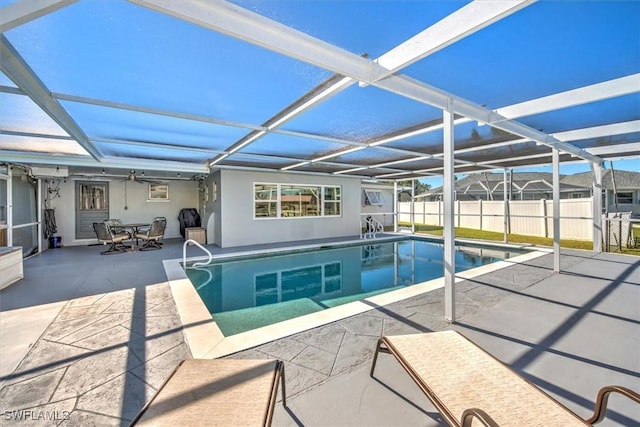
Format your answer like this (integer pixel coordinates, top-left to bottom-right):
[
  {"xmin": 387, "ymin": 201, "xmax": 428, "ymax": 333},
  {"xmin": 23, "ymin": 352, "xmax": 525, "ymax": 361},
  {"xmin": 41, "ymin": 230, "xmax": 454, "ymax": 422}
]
[{"xmin": 0, "ymin": 236, "xmax": 638, "ymax": 426}]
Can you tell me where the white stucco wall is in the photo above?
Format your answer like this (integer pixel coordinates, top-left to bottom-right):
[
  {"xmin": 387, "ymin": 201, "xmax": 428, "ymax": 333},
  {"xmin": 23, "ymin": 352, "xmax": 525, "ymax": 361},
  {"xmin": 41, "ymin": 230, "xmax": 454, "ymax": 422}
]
[
  {"xmin": 216, "ymin": 169, "xmax": 361, "ymax": 248},
  {"xmin": 201, "ymin": 170, "xmax": 221, "ymax": 246},
  {"xmin": 361, "ymin": 184, "xmax": 395, "ymax": 227},
  {"xmin": 46, "ymin": 178, "xmax": 199, "ymax": 247}
]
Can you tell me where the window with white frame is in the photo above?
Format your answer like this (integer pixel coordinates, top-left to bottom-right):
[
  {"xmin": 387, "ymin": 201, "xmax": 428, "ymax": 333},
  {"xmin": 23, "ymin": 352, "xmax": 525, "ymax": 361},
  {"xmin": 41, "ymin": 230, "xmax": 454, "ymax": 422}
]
[
  {"xmin": 255, "ymin": 184, "xmax": 278, "ymax": 218},
  {"xmin": 281, "ymin": 185, "xmax": 319, "ymax": 217},
  {"xmin": 254, "ymin": 183, "xmax": 341, "ymax": 218},
  {"xmin": 324, "ymin": 186, "xmax": 341, "ymax": 216},
  {"xmin": 363, "ymin": 189, "xmax": 385, "ymax": 206}
]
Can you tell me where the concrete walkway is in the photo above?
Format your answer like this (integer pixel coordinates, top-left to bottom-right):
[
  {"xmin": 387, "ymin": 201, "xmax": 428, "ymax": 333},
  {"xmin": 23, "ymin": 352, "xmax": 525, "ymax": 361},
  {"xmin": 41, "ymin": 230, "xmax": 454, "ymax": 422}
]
[
  {"xmin": 0, "ymin": 284, "xmax": 189, "ymax": 425},
  {"xmin": 0, "ymin": 240, "xmax": 638, "ymax": 426}
]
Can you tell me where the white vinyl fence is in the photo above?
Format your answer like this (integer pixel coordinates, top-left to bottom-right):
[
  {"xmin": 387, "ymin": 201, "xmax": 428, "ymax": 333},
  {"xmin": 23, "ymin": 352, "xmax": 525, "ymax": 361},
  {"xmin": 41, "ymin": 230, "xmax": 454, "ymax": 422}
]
[{"xmin": 399, "ymin": 198, "xmax": 594, "ymax": 240}]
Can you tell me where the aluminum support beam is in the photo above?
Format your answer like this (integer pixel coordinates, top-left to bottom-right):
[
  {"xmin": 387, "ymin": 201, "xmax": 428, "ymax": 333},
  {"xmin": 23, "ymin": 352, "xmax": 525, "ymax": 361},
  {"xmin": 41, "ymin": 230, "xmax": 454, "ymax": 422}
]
[
  {"xmin": 586, "ymin": 142, "xmax": 640, "ymax": 156},
  {"xmin": 393, "ymin": 181, "xmax": 398, "ymax": 233},
  {"xmin": 129, "ymin": 0, "xmax": 376, "ymax": 81},
  {"xmin": 0, "ymin": 35, "xmax": 101, "ymax": 160},
  {"xmin": 0, "ymin": 150, "xmax": 209, "ymax": 174},
  {"xmin": 374, "ymin": 0, "xmax": 534, "ymax": 79},
  {"xmin": 497, "ymin": 74, "xmax": 640, "ymax": 120},
  {"xmin": 132, "ymin": 0, "xmax": 602, "ymax": 167},
  {"xmin": 411, "ymin": 179, "xmax": 415, "ymax": 233},
  {"xmin": 6, "ymin": 167, "xmax": 13, "ymax": 246},
  {"xmin": 37, "ymin": 177, "xmax": 43, "ymax": 253},
  {"xmin": 53, "ymin": 91, "xmax": 264, "ymax": 132},
  {"xmin": 554, "ymin": 120, "xmax": 640, "ymax": 142},
  {"xmin": 0, "ymin": 0, "xmax": 78, "ymax": 33},
  {"xmin": 503, "ymin": 169, "xmax": 508, "ymax": 243},
  {"xmin": 591, "ymin": 163, "xmax": 603, "ymax": 253},
  {"xmin": 552, "ymin": 149, "xmax": 561, "ymax": 273},
  {"xmin": 186, "ymin": 0, "xmax": 532, "ymax": 170},
  {"xmin": 376, "ymin": 75, "xmax": 603, "ymax": 166},
  {"xmin": 443, "ymin": 103, "xmax": 456, "ymax": 322}
]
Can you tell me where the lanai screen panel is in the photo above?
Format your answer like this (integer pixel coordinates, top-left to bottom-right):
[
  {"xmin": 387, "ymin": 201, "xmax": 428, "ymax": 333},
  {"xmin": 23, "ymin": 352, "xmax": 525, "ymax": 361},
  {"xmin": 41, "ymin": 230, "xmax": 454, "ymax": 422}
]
[
  {"xmin": 95, "ymin": 143, "xmax": 208, "ymax": 164},
  {"xmin": 329, "ymin": 147, "xmax": 412, "ymax": 166},
  {"xmin": 518, "ymin": 94, "xmax": 640, "ymax": 135},
  {"xmin": 0, "ymin": 0, "xmax": 638, "ymax": 175},
  {"xmin": 223, "ymin": 153, "xmax": 294, "ymax": 170},
  {"xmin": 3, "ymin": 1, "xmax": 333, "ymax": 123},
  {"xmin": 231, "ymin": 0, "xmax": 469, "ymax": 59},
  {"xmin": 573, "ymin": 132, "xmax": 640, "ymax": 159},
  {"xmin": 403, "ymin": 2, "xmax": 639, "ymax": 110},
  {"xmin": 455, "ymin": 140, "xmax": 547, "ymax": 164},
  {"xmin": 295, "ymin": 163, "xmax": 358, "ymax": 175},
  {"xmin": 383, "ymin": 129, "xmax": 445, "ymax": 155},
  {"xmin": 243, "ymin": 133, "xmax": 350, "ymax": 160},
  {"xmin": 1, "ymin": 92, "xmax": 70, "ymax": 137},
  {"xmin": 60, "ymin": 101, "xmax": 248, "ymax": 153},
  {"xmin": 0, "ymin": 71, "xmax": 16, "ymax": 88},
  {"xmin": 0, "ymin": 134, "xmax": 88, "ymax": 156},
  {"xmin": 281, "ymin": 84, "xmax": 443, "ymax": 141}
]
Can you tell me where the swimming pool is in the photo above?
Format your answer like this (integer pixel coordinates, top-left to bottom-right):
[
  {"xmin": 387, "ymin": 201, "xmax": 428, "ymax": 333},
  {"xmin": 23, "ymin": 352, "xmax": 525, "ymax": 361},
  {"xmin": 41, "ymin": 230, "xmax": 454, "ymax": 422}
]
[{"xmin": 185, "ymin": 238, "xmax": 528, "ymax": 336}]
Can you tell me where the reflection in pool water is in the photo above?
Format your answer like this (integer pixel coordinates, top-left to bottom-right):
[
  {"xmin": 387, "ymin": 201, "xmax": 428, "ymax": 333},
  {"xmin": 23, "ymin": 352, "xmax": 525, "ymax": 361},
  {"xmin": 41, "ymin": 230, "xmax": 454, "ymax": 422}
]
[{"xmin": 186, "ymin": 238, "xmax": 527, "ymax": 336}]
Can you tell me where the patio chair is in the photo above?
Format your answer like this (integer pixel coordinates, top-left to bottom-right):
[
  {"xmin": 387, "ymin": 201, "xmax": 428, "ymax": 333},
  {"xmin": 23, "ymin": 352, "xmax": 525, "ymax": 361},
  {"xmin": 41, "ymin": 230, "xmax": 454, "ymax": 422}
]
[
  {"xmin": 105, "ymin": 218, "xmax": 127, "ymax": 235},
  {"xmin": 134, "ymin": 217, "xmax": 166, "ymax": 250},
  {"xmin": 93, "ymin": 222, "xmax": 130, "ymax": 255},
  {"xmin": 129, "ymin": 359, "xmax": 286, "ymax": 427},
  {"xmin": 370, "ymin": 330, "xmax": 640, "ymax": 426}
]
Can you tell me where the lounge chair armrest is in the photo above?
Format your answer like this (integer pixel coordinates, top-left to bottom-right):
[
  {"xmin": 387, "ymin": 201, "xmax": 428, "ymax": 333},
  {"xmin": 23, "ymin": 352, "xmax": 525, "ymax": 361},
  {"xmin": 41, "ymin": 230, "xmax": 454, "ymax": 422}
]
[
  {"xmin": 586, "ymin": 385, "xmax": 640, "ymax": 425},
  {"xmin": 461, "ymin": 408, "xmax": 499, "ymax": 427}
]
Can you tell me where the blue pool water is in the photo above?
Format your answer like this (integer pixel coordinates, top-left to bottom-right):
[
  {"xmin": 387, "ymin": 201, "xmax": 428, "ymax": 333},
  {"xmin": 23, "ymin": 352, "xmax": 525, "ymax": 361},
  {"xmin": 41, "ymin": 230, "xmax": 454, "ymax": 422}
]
[{"xmin": 186, "ymin": 238, "xmax": 527, "ymax": 336}]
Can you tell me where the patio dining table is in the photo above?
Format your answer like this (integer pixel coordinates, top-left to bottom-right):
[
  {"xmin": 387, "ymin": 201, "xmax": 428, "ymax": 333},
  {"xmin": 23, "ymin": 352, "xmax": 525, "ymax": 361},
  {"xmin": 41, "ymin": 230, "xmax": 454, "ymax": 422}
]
[{"xmin": 123, "ymin": 223, "xmax": 150, "ymax": 250}]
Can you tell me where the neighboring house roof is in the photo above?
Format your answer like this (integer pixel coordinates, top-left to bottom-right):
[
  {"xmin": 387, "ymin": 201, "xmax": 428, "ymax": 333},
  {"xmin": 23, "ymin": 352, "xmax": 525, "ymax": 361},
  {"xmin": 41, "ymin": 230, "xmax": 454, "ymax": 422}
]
[
  {"xmin": 560, "ymin": 170, "xmax": 640, "ymax": 190},
  {"xmin": 418, "ymin": 170, "xmax": 640, "ymax": 197}
]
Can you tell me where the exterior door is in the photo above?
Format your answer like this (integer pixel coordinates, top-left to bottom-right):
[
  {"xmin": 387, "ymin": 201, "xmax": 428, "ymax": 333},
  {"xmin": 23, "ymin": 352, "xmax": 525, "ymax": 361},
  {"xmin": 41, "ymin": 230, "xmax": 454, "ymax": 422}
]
[{"xmin": 76, "ymin": 181, "xmax": 109, "ymax": 239}]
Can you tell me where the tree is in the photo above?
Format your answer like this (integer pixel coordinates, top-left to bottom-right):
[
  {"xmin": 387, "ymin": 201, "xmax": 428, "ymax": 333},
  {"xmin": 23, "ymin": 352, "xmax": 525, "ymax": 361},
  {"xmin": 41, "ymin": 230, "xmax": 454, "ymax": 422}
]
[{"xmin": 397, "ymin": 179, "xmax": 431, "ymax": 201}]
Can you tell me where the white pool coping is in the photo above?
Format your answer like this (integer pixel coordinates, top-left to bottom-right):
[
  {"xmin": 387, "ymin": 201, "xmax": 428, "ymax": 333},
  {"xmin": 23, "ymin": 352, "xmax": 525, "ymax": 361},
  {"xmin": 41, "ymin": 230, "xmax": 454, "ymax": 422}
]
[{"xmin": 164, "ymin": 236, "xmax": 551, "ymax": 359}]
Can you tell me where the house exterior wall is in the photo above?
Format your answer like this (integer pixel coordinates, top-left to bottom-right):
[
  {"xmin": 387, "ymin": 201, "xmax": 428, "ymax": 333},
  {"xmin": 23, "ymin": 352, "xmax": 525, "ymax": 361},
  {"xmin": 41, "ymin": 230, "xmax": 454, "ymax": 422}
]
[
  {"xmin": 46, "ymin": 178, "xmax": 199, "ymax": 247},
  {"xmin": 606, "ymin": 189, "xmax": 640, "ymax": 215},
  {"xmin": 217, "ymin": 169, "xmax": 361, "ymax": 248},
  {"xmin": 361, "ymin": 184, "xmax": 395, "ymax": 227}
]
